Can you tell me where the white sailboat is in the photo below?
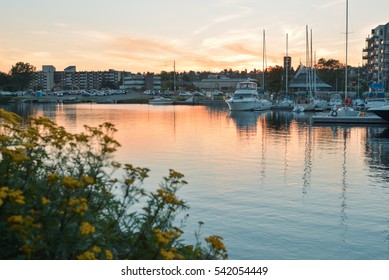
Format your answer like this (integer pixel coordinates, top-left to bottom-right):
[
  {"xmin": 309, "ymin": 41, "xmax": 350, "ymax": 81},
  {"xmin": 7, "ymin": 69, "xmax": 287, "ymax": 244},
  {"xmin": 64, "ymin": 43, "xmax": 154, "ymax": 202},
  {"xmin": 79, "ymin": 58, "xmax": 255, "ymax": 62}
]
[
  {"xmin": 312, "ymin": 0, "xmax": 377, "ymax": 124},
  {"xmin": 274, "ymin": 33, "xmax": 294, "ymax": 110},
  {"xmin": 293, "ymin": 26, "xmax": 316, "ymax": 112},
  {"xmin": 332, "ymin": 0, "xmax": 359, "ymax": 117}
]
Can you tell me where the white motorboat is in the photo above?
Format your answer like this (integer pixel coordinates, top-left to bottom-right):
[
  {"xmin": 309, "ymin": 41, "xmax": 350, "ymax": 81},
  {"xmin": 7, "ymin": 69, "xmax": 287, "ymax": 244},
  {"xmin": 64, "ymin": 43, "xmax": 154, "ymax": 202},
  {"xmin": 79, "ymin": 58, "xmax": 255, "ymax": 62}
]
[
  {"xmin": 292, "ymin": 105, "xmax": 305, "ymax": 113},
  {"xmin": 149, "ymin": 97, "xmax": 174, "ymax": 105},
  {"xmin": 329, "ymin": 94, "xmax": 343, "ymax": 108},
  {"xmin": 225, "ymin": 81, "xmax": 272, "ymax": 111},
  {"xmin": 352, "ymin": 98, "xmax": 365, "ymax": 110},
  {"xmin": 273, "ymin": 98, "xmax": 294, "ymax": 110},
  {"xmin": 364, "ymin": 97, "xmax": 389, "ymax": 109},
  {"xmin": 329, "ymin": 106, "xmax": 359, "ymax": 117}
]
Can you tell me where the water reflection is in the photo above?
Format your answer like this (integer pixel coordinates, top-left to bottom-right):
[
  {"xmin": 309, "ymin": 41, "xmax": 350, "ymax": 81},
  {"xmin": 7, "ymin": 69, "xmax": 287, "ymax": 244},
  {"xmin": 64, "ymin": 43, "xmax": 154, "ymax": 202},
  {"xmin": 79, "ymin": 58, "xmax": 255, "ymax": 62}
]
[
  {"xmin": 340, "ymin": 128, "xmax": 350, "ymax": 242},
  {"xmin": 2, "ymin": 104, "xmax": 389, "ymax": 259},
  {"xmin": 227, "ymin": 111, "xmax": 264, "ymax": 135},
  {"xmin": 302, "ymin": 125, "xmax": 313, "ymax": 194}
]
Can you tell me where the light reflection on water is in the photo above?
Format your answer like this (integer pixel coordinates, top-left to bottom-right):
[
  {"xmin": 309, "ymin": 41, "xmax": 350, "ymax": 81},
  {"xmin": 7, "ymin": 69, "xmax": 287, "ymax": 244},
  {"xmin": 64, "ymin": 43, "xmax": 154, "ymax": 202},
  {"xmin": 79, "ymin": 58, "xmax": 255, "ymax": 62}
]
[{"xmin": 3, "ymin": 103, "xmax": 389, "ymax": 259}]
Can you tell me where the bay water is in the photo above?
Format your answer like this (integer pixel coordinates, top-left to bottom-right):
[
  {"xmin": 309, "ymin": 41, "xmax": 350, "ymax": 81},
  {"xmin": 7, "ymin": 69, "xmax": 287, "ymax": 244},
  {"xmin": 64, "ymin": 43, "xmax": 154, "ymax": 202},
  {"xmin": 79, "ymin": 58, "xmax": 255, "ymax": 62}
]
[{"xmin": 3, "ymin": 103, "xmax": 389, "ymax": 260}]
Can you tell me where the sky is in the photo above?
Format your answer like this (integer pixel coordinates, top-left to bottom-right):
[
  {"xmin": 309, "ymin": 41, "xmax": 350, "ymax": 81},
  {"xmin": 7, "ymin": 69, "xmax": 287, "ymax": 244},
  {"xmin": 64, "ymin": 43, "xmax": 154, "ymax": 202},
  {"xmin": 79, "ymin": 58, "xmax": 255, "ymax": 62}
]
[{"xmin": 1, "ymin": 0, "xmax": 389, "ymax": 74}]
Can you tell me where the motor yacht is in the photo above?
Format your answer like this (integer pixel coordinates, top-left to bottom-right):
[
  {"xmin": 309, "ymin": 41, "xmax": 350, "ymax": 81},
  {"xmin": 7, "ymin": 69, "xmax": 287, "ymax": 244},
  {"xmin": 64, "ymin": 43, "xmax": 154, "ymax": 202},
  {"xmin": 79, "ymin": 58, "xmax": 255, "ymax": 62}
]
[{"xmin": 225, "ymin": 81, "xmax": 271, "ymax": 111}]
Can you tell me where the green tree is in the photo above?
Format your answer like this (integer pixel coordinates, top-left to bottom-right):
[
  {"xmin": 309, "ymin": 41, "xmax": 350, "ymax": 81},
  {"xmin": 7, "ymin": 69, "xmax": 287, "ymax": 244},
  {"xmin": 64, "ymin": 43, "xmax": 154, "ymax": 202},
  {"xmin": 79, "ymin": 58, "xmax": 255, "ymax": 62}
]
[
  {"xmin": 9, "ymin": 62, "xmax": 36, "ymax": 91},
  {"xmin": 0, "ymin": 109, "xmax": 227, "ymax": 260},
  {"xmin": 316, "ymin": 58, "xmax": 344, "ymax": 91},
  {"xmin": 0, "ymin": 72, "xmax": 12, "ymax": 91},
  {"xmin": 266, "ymin": 66, "xmax": 284, "ymax": 93}
]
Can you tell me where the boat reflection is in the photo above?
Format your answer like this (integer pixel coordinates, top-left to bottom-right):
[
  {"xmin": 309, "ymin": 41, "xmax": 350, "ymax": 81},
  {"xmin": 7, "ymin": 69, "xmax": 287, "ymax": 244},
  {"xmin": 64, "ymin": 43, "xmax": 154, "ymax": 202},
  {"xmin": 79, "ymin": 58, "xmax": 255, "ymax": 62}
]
[{"xmin": 227, "ymin": 111, "xmax": 268, "ymax": 135}]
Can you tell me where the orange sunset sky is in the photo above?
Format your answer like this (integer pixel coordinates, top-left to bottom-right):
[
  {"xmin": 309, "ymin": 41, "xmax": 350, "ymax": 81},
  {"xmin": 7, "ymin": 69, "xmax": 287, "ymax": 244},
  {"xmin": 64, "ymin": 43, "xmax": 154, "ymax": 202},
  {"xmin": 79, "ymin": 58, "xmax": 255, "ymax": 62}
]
[{"xmin": 1, "ymin": 0, "xmax": 389, "ymax": 73}]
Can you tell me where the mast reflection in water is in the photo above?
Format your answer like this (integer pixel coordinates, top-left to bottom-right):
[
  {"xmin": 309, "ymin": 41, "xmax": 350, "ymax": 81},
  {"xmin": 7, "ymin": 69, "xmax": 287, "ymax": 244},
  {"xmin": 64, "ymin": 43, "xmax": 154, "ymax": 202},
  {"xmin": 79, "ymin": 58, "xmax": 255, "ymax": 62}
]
[{"xmin": 2, "ymin": 103, "xmax": 389, "ymax": 260}]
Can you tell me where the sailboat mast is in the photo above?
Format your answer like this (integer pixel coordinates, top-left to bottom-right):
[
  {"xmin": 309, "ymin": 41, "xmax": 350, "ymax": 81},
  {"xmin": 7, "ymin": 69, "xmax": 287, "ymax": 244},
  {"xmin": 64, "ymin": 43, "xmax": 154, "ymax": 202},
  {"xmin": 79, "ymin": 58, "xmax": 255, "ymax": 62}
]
[
  {"xmin": 173, "ymin": 60, "xmax": 176, "ymax": 91},
  {"xmin": 345, "ymin": 0, "xmax": 349, "ymax": 100},
  {"xmin": 305, "ymin": 25, "xmax": 309, "ymax": 94},
  {"xmin": 285, "ymin": 33, "xmax": 289, "ymax": 98},
  {"xmin": 262, "ymin": 29, "xmax": 266, "ymax": 93},
  {"xmin": 310, "ymin": 28, "xmax": 313, "ymax": 97}
]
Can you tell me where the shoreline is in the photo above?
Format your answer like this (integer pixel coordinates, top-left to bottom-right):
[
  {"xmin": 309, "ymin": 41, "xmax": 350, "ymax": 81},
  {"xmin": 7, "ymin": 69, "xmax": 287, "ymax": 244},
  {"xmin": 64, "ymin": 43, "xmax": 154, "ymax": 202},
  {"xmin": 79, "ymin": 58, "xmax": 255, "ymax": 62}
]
[{"xmin": 5, "ymin": 93, "xmax": 228, "ymax": 106}]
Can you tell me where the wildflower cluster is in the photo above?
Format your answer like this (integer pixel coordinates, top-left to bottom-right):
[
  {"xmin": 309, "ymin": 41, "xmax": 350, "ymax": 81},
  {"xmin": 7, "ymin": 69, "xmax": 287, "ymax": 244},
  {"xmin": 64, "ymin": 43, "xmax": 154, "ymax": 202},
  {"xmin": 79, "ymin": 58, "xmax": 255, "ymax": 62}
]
[
  {"xmin": 76, "ymin": 246, "xmax": 113, "ymax": 260},
  {"xmin": 68, "ymin": 198, "xmax": 88, "ymax": 216},
  {"xmin": 0, "ymin": 186, "xmax": 25, "ymax": 206},
  {"xmin": 0, "ymin": 109, "xmax": 227, "ymax": 260}
]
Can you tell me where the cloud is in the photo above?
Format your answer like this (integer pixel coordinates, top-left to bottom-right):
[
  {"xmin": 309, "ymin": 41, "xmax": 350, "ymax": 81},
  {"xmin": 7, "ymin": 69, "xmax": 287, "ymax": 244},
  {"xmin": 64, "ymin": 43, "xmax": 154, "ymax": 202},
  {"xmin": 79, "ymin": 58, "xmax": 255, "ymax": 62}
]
[
  {"xmin": 316, "ymin": 0, "xmax": 344, "ymax": 10},
  {"xmin": 108, "ymin": 36, "xmax": 184, "ymax": 56},
  {"xmin": 194, "ymin": 7, "xmax": 253, "ymax": 35},
  {"xmin": 55, "ymin": 22, "xmax": 70, "ymax": 28}
]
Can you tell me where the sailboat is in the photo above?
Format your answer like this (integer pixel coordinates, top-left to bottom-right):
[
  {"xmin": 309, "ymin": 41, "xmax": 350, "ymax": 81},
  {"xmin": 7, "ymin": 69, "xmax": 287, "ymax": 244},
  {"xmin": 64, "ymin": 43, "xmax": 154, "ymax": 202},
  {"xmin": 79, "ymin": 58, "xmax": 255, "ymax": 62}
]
[
  {"xmin": 293, "ymin": 26, "xmax": 316, "ymax": 112},
  {"xmin": 311, "ymin": 0, "xmax": 382, "ymax": 123},
  {"xmin": 274, "ymin": 34, "xmax": 294, "ymax": 110},
  {"xmin": 330, "ymin": 0, "xmax": 359, "ymax": 117}
]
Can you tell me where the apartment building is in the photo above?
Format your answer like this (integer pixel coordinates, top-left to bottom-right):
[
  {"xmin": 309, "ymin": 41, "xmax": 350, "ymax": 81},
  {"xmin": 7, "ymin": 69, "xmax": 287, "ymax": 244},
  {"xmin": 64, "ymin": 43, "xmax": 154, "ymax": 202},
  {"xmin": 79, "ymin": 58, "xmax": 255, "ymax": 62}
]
[
  {"xmin": 31, "ymin": 65, "xmax": 165, "ymax": 92},
  {"xmin": 31, "ymin": 65, "xmax": 56, "ymax": 91},
  {"xmin": 32, "ymin": 66, "xmax": 126, "ymax": 91},
  {"xmin": 363, "ymin": 22, "xmax": 389, "ymax": 91},
  {"xmin": 121, "ymin": 73, "xmax": 161, "ymax": 91}
]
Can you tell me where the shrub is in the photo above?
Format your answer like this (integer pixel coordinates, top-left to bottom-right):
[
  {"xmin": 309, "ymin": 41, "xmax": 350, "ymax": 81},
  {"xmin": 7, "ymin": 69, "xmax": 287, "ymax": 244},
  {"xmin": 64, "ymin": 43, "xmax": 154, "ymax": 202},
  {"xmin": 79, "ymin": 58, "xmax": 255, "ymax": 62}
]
[{"xmin": 0, "ymin": 109, "xmax": 227, "ymax": 260}]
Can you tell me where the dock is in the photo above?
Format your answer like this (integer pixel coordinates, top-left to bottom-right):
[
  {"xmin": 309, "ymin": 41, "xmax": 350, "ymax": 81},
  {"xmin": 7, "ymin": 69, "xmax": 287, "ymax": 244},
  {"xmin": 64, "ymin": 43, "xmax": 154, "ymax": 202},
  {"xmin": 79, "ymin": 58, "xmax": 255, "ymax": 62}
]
[{"xmin": 312, "ymin": 114, "xmax": 389, "ymax": 125}]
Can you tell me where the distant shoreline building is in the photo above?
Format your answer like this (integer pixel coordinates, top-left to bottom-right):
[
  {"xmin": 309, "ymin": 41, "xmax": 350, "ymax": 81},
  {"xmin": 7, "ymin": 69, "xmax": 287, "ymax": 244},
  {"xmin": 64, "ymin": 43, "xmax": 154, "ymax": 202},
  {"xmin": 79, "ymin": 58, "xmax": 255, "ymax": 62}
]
[
  {"xmin": 31, "ymin": 66, "xmax": 163, "ymax": 92},
  {"xmin": 121, "ymin": 73, "xmax": 161, "ymax": 91},
  {"xmin": 193, "ymin": 76, "xmax": 249, "ymax": 92},
  {"xmin": 288, "ymin": 65, "xmax": 332, "ymax": 94}
]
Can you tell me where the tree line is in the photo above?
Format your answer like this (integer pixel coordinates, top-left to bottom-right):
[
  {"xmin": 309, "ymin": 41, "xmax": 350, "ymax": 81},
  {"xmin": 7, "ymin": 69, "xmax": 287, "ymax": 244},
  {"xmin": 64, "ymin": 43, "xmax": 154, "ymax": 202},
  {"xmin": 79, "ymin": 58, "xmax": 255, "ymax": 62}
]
[
  {"xmin": 0, "ymin": 62, "xmax": 36, "ymax": 91},
  {"xmin": 1, "ymin": 60, "xmax": 369, "ymax": 94}
]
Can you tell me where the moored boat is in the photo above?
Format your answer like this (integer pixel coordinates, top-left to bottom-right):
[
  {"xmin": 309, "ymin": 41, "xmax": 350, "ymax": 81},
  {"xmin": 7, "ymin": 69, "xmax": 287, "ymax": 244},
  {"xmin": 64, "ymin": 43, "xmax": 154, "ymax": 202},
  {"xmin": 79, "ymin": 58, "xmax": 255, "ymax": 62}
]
[
  {"xmin": 368, "ymin": 104, "xmax": 389, "ymax": 122},
  {"xmin": 225, "ymin": 81, "xmax": 271, "ymax": 111},
  {"xmin": 149, "ymin": 97, "xmax": 174, "ymax": 105},
  {"xmin": 364, "ymin": 97, "xmax": 389, "ymax": 109}
]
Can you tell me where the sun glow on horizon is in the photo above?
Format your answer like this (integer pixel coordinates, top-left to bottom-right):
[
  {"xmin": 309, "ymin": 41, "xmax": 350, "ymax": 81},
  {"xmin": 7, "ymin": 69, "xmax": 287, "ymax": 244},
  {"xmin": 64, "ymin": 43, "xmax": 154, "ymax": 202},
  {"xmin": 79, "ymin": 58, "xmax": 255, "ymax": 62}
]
[{"xmin": 1, "ymin": 0, "xmax": 388, "ymax": 74}]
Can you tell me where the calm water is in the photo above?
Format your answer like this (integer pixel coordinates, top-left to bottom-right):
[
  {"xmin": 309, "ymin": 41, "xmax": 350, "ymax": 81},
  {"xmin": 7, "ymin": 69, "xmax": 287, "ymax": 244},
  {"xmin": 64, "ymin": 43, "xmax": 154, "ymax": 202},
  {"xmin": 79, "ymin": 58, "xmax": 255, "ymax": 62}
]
[{"xmin": 3, "ymin": 103, "xmax": 389, "ymax": 260}]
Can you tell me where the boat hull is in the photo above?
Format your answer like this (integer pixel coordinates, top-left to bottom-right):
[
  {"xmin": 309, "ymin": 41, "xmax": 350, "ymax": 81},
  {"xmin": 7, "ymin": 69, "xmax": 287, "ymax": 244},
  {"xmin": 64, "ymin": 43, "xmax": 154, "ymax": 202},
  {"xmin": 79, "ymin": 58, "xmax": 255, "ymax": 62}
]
[
  {"xmin": 149, "ymin": 97, "xmax": 174, "ymax": 105},
  {"xmin": 368, "ymin": 107, "xmax": 389, "ymax": 122},
  {"xmin": 226, "ymin": 99, "xmax": 271, "ymax": 111}
]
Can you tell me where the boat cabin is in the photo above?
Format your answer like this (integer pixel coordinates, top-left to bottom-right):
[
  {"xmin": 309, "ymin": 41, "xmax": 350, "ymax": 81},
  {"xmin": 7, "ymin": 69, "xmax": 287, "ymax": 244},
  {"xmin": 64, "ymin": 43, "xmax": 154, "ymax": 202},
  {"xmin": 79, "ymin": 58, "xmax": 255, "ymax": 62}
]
[
  {"xmin": 232, "ymin": 82, "xmax": 259, "ymax": 99},
  {"xmin": 236, "ymin": 82, "xmax": 257, "ymax": 90}
]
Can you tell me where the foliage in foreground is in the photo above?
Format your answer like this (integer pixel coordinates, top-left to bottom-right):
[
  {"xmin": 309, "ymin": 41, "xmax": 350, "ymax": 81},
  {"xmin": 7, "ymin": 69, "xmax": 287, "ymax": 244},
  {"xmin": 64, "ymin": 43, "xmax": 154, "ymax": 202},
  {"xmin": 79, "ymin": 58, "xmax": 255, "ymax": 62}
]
[{"xmin": 0, "ymin": 109, "xmax": 227, "ymax": 260}]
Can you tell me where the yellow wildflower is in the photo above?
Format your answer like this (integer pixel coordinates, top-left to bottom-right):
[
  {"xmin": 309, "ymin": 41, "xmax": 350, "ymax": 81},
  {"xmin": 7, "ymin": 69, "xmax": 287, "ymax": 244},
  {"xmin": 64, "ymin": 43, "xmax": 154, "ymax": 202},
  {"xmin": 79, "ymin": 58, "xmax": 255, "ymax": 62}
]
[
  {"xmin": 92, "ymin": 246, "xmax": 102, "ymax": 254},
  {"xmin": 105, "ymin": 250, "xmax": 113, "ymax": 260},
  {"xmin": 22, "ymin": 245, "xmax": 35, "ymax": 256},
  {"xmin": 205, "ymin": 235, "xmax": 227, "ymax": 252},
  {"xmin": 68, "ymin": 198, "xmax": 88, "ymax": 216},
  {"xmin": 0, "ymin": 109, "xmax": 20, "ymax": 125},
  {"xmin": 0, "ymin": 186, "xmax": 9, "ymax": 199},
  {"xmin": 160, "ymin": 249, "xmax": 175, "ymax": 260},
  {"xmin": 1, "ymin": 148, "xmax": 29, "ymax": 162},
  {"xmin": 8, "ymin": 189, "xmax": 25, "ymax": 205},
  {"xmin": 154, "ymin": 228, "xmax": 181, "ymax": 246},
  {"xmin": 80, "ymin": 221, "xmax": 95, "ymax": 236},
  {"xmin": 8, "ymin": 215, "xmax": 24, "ymax": 224},
  {"xmin": 61, "ymin": 176, "xmax": 84, "ymax": 189},
  {"xmin": 160, "ymin": 248, "xmax": 184, "ymax": 260},
  {"xmin": 41, "ymin": 197, "xmax": 50, "ymax": 206},
  {"xmin": 77, "ymin": 251, "xmax": 97, "ymax": 260},
  {"xmin": 156, "ymin": 189, "xmax": 181, "ymax": 205},
  {"xmin": 47, "ymin": 173, "xmax": 60, "ymax": 185},
  {"xmin": 169, "ymin": 169, "xmax": 185, "ymax": 180},
  {"xmin": 81, "ymin": 175, "xmax": 94, "ymax": 185}
]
